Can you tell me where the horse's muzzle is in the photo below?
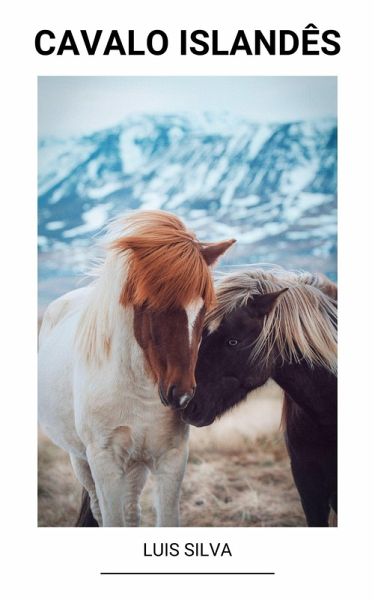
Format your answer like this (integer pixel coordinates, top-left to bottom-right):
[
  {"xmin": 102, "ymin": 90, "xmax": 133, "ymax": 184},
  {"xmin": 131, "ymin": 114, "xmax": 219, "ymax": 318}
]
[
  {"xmin": 159, "ymin": 385, "xmax": 196, "ymax": 410},
  {"xmin": 181, "ymin": 401, "xmax": 215, "ymax": 427}
]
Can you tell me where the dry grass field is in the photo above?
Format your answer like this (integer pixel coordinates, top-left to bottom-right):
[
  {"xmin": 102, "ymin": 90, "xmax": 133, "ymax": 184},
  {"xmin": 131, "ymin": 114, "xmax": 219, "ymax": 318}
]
[{"xmin": 38, "ymin": 381, "xmax": 309, "ymax": 527}]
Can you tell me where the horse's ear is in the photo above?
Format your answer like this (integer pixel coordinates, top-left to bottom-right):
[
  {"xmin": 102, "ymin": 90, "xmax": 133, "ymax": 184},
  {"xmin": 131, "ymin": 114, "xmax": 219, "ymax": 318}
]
[
  {"xmin": 201, "ymin": 239, "xmax": 236, "ymax": 266},
  {"xmin": 247, "ymin": 288, "xmax": 288, "ymax": 318}
]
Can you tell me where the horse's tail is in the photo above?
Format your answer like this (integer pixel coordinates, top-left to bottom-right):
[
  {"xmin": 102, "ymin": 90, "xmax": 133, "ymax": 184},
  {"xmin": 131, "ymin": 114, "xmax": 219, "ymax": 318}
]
[{"xmin": 75, "ymin": 489, "xmax": 99, "ymax": 527}]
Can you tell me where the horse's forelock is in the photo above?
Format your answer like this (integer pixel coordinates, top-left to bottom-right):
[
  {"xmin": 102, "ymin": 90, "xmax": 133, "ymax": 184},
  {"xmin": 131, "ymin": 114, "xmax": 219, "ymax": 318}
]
[{"xmin": 111, "ymin": 212, "xmax": 215, "ymax": 311}]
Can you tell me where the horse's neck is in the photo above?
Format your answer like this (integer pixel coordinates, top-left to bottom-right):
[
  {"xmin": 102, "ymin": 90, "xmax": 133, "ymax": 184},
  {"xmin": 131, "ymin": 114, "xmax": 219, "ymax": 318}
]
[
  {"xmin": 273, "ymin": 361, "xmax": 337, "ymax": 423},
  {"xmin": 76, "ymin": 255, "xmax": 151, "ymax": 388},
  {"xmin": 112, "ymin": 308, "xmax": 157, "ymax": 396}
]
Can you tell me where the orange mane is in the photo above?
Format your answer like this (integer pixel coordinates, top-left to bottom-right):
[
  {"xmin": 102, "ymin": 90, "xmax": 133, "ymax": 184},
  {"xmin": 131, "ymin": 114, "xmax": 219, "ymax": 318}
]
[{"xmin": 110, "ymin": 210, "xmax": 215, "ymax": 311}]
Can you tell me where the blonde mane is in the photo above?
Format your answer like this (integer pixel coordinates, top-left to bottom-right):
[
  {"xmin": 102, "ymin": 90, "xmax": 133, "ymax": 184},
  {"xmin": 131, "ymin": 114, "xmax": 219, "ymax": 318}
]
[
  {"xmin": 207, "ymin": 268, "xmax": 337, "ymax": 374},
  {"xmin": 75, "ymin": 210, "xmax": 215, "ymax": 363}
]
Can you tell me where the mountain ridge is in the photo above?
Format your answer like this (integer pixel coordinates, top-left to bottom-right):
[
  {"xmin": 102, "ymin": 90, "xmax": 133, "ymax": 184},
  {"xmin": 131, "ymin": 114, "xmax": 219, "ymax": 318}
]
[{"xmin": 38, "ymin": 113, "xmax": 337, "ymax": 308}]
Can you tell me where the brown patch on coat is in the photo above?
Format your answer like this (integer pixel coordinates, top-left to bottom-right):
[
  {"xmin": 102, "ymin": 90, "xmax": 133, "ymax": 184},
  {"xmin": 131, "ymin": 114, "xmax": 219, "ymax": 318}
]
[{"xmin": 133, "ymin": 304, "xmax": 206, "ymax": 404}]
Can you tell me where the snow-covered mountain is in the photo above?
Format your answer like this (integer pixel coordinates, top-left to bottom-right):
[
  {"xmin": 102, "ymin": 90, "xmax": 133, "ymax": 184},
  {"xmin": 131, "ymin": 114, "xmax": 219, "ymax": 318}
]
[{"xmin": 38, "ymin": 113, "xmax": 337, "ymax": 309}]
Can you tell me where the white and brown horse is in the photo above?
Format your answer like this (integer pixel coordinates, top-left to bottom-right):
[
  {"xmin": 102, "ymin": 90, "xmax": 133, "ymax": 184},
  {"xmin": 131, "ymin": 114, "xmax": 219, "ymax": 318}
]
[{"xmin": 38, "ymin": 210, "xmax": 234, "ymax": 526}]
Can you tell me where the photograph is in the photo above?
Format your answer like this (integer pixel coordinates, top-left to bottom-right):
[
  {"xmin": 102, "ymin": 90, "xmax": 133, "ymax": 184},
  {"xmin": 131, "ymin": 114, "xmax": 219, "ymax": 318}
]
[{"xmin": 38, "ymin": 75, "xmax": 337, "ymax": 527}]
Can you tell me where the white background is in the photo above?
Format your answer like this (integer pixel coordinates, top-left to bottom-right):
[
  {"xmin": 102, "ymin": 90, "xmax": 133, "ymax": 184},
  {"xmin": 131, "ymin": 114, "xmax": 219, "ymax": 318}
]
[{"xmin": 1, "ymin": 1, "xmax": 374, "ymax": 598}]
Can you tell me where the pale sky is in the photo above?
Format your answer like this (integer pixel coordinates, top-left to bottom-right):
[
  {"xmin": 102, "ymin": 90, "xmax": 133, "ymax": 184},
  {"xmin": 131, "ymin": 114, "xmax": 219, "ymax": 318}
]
[{"xmin": 38, "ymin": 76, "xmax": 337, "ymax": 137}]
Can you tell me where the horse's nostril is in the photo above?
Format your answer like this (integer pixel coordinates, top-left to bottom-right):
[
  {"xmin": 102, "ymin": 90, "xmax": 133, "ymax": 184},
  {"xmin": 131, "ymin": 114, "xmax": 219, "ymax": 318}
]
[
  {"xmin": 177, "ymin": 394, "xmax": 193, "ymax": 409},
  {"xmin": 166, "ymin": 385, "xmax": 196, "ymax": 409},
  {"xmin": 168, "ymin": 385, "xmax": 176, "ymax": 398}
]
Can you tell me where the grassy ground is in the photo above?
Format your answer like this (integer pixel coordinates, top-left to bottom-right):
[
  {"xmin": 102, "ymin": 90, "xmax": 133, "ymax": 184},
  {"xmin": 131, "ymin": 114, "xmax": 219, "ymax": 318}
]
[{"xmin": 38, "ymin": 381, "xmax": 309, "ymax": 527}]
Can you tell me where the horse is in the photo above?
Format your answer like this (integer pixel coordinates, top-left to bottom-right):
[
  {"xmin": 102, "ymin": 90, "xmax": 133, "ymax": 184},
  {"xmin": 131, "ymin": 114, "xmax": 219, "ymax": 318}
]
[
  {"xmin": 38, "ymin": 210, "xmax": 235, "ymax": 527},
  {"xmin": 182, "ymin": 268, "xmax": 337, "ymax": 527}
]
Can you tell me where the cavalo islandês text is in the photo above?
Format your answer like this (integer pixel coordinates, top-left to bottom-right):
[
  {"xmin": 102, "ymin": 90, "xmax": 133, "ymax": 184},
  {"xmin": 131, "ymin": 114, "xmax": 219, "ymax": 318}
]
[{"xmin": 35, "ymin": 25, "xmax": 340, "ymax": 56}]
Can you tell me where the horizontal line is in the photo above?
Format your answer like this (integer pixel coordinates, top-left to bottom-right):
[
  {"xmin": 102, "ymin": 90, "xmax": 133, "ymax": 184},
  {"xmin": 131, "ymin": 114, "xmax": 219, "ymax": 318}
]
[{"xmin": 100, "ymin": 572, "xmax": 275, "ymax": 576}]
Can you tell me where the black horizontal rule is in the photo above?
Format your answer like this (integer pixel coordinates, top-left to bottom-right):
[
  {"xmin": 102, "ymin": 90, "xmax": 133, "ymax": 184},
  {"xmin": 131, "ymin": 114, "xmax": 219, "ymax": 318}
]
[{"xmin": 100, "ymin": 572, "xmax": 275, "ymax": 575}]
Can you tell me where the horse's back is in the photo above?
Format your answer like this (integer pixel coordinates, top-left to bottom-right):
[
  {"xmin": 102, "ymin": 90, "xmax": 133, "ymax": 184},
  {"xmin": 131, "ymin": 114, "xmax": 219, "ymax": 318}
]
[{"xmin": 38, "ymin": 287, "xmax": 90, "ymax": 457}]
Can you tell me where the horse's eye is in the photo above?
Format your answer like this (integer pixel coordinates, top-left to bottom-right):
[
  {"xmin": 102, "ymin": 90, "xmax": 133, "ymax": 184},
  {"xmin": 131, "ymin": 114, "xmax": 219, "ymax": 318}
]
[{"xmin": 228, "ymin": 339, "xmax": 238, "ymax": 346}]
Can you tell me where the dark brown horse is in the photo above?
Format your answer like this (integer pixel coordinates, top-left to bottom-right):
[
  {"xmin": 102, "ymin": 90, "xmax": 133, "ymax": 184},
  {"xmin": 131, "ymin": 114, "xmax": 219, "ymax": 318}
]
[{"xmin": 182, "ymin": 269, "xmax": 337, "ymax": 527}]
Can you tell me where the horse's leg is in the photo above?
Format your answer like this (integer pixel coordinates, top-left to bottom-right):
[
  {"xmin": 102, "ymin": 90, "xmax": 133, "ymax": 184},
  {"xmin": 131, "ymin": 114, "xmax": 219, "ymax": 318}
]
[
  {"xmin": 330, "ymin": 490, "xmax": 337, "ymax": 514},
  {"xmin": 76, "ymin": 489, "xmax": 98, "ymax": 527},
  {"xmin": 122, "ymin": 463, "xmax": 148, "ymax": 527},
  {"xmin": 290, "ymin": 457, "xmax": 331, "ymax": 527},
  {"xmin": 327, "ymin": 453, "xmax": 337, "ymax": 516},
  {"xmin": 70, "ymin": 454, "xmax": 102, "ymax": 526},
  {"xmin": 86, "ymin": 444, "xmax": 148, "ymax": 527},
  {"xmin": 153, "ymin": 445, "xmax": 188, "ymax": 527}
]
